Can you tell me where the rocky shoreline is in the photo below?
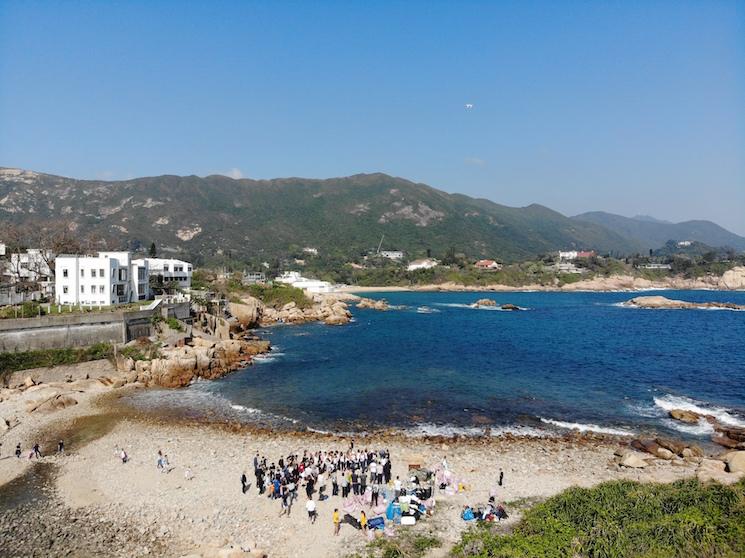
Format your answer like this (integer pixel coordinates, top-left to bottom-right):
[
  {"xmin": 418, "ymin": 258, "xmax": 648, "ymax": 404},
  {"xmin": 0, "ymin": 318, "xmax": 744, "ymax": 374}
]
[{"xmin": 623, "ymin": 295, "xmax": 745, "ymax": 311}]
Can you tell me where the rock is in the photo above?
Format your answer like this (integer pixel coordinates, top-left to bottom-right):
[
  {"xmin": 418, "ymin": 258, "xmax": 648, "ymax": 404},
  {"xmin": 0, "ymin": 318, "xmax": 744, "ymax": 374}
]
[
  {"xmin": 719, "ymin": 266, "xmax": 745, "ymax": 290},
  {"xmin": 681, "ymin": 446, "xmax": 704, "ymax": 458},
  {"xmin": 669, "ymin": 409, "xmax": 701, "ymax": 424},
  {"xmin": 474, "ymin": 298, "xmax": 497, "ymax": 307},
  {"xmin": 654, "ymin": 438, "xmax": 686, "ymax": 456},
  {"xmin": 24, "ymin": 376, "xmax": 35, "ymax": 388},
  {"xmin": 228, "ymin": 298, "xmax": 264, "ymax": 327},
  {"xmin": 620, "ymin": 452, "xmax": 647, "ymax": 468},
  {"xmin": 624, "ymin": 295, "xmax": 745, "ymax": 310},
  {"xmin": 712, "ymin": 434, "xmax": 742, "ymax": 449},
  {"xmin": 0, "ymin": 417, "xmax": 9, "ymax": 432},
  {"xmin": 500, "ymin": 304, "xmax": 520, "ymax": 311},
  {"xmin": 357, "ymin": 297, "xmax": 389, "ymax": 311},
  {"xmin": 656, "ymin": 447, "xmax": 675, "ymax": 460},
  {"xmin": 724, "ymin": 451, "xmax": 745, "ymax": 474},
  {"xmin": 697, "ymin": 458, "xmax": 743, "ymax": 485}
]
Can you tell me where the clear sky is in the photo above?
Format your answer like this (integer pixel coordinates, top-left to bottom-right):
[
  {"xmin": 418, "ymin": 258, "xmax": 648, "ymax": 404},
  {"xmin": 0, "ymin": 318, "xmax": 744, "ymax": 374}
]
[{"xmin": 1, "ymin": 1, "xmax": 744, "ymax": 234}]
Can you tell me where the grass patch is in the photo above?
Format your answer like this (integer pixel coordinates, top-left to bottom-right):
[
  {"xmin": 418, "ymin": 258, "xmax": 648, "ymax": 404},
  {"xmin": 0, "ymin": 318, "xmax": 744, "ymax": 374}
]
[
  {"xmin": 452, "ymin": 478, "xmax": 745, "ymax": 558},
  {"xmin": 119, "ymin": 341, "xmax": 162, "ymax": 361},
  {"xmin": 245, "ymin": 284, "xmax": 312, "ymax": 309},
  {"xmin": 360, "ymin": 533, "xmax": 441, "ymax": 558},
  {"xmin": 0, "ymin": 342, "xmax": 114, "ymax": 377}
]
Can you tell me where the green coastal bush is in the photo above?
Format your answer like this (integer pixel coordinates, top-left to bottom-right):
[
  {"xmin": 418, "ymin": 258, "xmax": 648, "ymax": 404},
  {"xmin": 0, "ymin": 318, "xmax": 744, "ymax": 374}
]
[
  {"xmin": 452, "ymin": 478, "xmax": 745, "ymax": 558},
  {"xmin": 0, "ymin": 342, "xmax": 114, "ymax": 377},
  {"xmin": 246, "ymin": 284, "xmax": 312, "ymax": 309}
]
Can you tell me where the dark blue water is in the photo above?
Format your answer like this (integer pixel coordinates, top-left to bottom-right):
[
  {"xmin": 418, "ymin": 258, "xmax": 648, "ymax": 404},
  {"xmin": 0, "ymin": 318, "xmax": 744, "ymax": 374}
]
[{"xmin": 130, "ymin": 290, "xmax": 745, "ymax": 440}]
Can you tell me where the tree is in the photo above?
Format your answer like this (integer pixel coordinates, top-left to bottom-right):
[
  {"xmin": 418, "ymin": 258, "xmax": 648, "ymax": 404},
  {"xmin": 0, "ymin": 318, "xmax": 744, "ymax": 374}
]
[{"xmin": 149, "ymin": 242, "xmax": 157, "ymax": 257}]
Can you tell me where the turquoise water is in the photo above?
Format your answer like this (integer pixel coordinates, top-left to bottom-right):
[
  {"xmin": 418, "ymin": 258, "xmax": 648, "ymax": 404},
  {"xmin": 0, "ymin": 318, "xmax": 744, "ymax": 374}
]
[{"xmin": 130, "ymin": 290, "xmax": 745, "ymax": 440}]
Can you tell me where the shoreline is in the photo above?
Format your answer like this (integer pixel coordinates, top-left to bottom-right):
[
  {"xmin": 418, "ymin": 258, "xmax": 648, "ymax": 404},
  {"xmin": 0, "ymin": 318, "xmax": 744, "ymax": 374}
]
[{"xmin": 1, "ymin": 361, "xmax": 740, "ymax": 557}]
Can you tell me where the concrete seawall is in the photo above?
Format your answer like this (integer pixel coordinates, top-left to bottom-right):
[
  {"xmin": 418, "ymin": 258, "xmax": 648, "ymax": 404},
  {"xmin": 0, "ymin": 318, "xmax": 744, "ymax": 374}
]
[{"xmin": 0, "ymin": 303, "xmax": 190, "ymax": 352}]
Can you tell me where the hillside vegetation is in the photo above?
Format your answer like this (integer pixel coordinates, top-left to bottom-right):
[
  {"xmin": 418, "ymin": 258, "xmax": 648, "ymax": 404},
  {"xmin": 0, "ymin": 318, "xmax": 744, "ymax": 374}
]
[
  {"xmin": 452, "ymin": 478, "xmax": 745, "ymax": 558},
  {"xmin": 0, "ymin": 168, "xmax": 637, "ymax": 263}
]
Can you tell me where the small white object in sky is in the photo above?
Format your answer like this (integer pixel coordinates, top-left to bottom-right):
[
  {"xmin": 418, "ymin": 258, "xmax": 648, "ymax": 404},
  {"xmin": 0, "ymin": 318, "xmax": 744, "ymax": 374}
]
[{"xmin": 465, "ymin": 103, "xmax": 474, "ymax": 109}]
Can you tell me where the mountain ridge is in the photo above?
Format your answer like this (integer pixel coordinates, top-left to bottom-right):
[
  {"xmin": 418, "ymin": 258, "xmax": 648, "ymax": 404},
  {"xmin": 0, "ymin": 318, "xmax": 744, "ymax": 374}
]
[
  {"xmin": 1, "ymin": 167, "xmax": 741, "ymax": 262},
  {"xmin": 572, "ymin": 211, "xmax": 745, "ymax": 252}
]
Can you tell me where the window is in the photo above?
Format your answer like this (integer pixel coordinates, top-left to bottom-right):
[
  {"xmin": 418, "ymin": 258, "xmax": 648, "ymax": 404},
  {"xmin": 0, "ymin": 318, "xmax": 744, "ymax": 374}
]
[
  {"xmin": 188, "ymin": 266, "xmax": 192, "ymax": 272},
  {"xmin": 99, "ymin": 285, "xmax": 105, "ymax": 294},
  {"xmin": 164, "ymin": 265, "xmax": 170, "ymax": 272},
  {"xmin": 62, "ymin": 269, "xmax": 68, "ymax": 278},
  {"xmin": 63, "ymin": 286, "xmax": 68, "ymax": 294},
  {"xmin": 80, "ymin": 269, "xmax": 85, "ymax": 277},
  {"xmin": 91, "ymin": 269, "xmax": 96, "ymax": 278},
  {"xmin": 100, "ymin": 269, "xmax": 105, "ymax": 277},
  {"xmin": 80, "ymin": 286, "xmax": 85, "ymax": 293}
]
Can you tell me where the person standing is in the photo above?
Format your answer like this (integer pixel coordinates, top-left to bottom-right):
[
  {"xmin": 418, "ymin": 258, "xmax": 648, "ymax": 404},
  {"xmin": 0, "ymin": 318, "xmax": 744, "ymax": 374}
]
[
  {"xmin": 32, "ymin": 443, "xmax": 42, "ymax": 459},
  {"xmin": 371, "ymin": 483, "xmax": 380, "ymax": 507},
  {"xmin": 333, "ymin": 508, "xmax": 340, "ymax": 536},
  {"xmin": 15, "ymin": 443, "xmax": 21, "ymax": 459},
  {"xmin": 306, "ymin": 498, "xmax": 317, "ymax": 524},
  {"xmin": 331, "ymin": 471, "xmax": 339, "ymax": 496},
  {"xmin": 498, "ymin": 469, "xmax": 504, "ymax": 487},
  {"xmin": 58, "ymin": 440, "xmax": 64, "ymax": 454},
  {"xmin": 360, "ymin": 510, "xmax": 368, "ymax": 534}
]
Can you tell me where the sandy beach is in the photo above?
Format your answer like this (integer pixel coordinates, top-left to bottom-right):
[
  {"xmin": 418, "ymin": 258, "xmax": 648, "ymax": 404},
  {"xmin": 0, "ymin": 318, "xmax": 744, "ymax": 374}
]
[{"xmin": 0, "ymin": 359, "xmax": 709, "ymax": 558}]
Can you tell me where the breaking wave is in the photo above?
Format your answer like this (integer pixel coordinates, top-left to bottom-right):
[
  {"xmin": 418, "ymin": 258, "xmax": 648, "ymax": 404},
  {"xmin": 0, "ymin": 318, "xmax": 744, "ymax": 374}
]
[
  {"xmin": 539, "ymin": 418, "xmax": 634, "ymax": 436},
  {"xmin": 653, "ymin": 395, "xmax": 745, "ymax": 428}
]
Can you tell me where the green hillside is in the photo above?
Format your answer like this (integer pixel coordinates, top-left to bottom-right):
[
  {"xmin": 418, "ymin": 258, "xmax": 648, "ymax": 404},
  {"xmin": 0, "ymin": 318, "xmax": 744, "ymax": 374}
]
[
  {"xmin": 573, "ymin": 211, "xmax": 745, "ymax": 252},
  {"xmin": 0, "ymin": 168, "xmax": 638, "ymax": 263}
]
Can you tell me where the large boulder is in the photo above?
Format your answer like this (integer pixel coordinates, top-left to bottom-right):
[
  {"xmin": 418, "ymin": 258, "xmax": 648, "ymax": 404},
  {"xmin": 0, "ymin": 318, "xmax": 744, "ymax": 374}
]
[
  {"xmin": 720, "ymin": 266, "xmax": 745, "ymax": 290},
  {"xmin": 697, "ymin": 458, "xmax": 743, "ymax": 484},
  {"xmin": 669, "ymin": 409, "xmax": 701, "ymax": 424},
  {"xmin": 724, "ymin": 451, "xmax": 745, "ymax": 474},
  {"xmin": 228, "ymin": 297, "xmax": 264, "ymax": 328},
  {"xmin": 474, "ymin": 298, "xmax": 497, "ymax": 307},
  {"xmin": 620, "ymin": 452, "xmax": 648, "ymax": 468}
]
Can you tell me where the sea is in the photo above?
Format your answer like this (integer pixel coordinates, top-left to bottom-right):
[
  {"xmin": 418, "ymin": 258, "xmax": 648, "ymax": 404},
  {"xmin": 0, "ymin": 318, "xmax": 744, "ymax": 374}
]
[{"xmin": 126, "ymin": 290, "xmax": 745, "ymax": 443}]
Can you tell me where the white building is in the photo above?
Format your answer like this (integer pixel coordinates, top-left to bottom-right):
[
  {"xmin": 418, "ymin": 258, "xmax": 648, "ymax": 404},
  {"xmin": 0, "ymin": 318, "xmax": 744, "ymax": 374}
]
[
  {"xmin": 55, "ymin": 252, "xmax": 149, "ymax": 306},
  {"xmin": 558, "ymin": 251, "xmax": 579, "ymax": 261},
  {"xmin": 302, "ymin": 247, "xmax": 318, "ymax": 255},
  {"xmin": 3, "ymin": 249, "xmax": 54, "ymax": 296},
  {"xmin": 276, "ymin": 271, "xmax": 334, "ymax": 293},
  {"xmin": 133, "ymin": 257, "xmax": 192, "ymax": 290},
  {"xmin": 379, "ymin": 250, "xmax": 404, "ymax": 260},
  {"xmin": 0, "ymin": 242, "xmax": 6, "ymax": 257},
  {"xmin": 407, "ymin": 258, "xmax": 439, "ymax": 271}
]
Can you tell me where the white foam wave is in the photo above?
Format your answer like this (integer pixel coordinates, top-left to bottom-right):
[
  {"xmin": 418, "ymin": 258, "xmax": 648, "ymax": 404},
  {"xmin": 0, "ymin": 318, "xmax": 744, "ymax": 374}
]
[
  {"xmin": 402, "ymin": 423, "xmax": 546, "ymax": 438},
  {"xmin": 661, "ymin": 418, "xmax": 716, "ymax": 436},
  {"xmin": 230, "ymin": 404, "xmax": 261, "ymax": 414},
  {"xmin": 654, "ymin": 395, "xmax": 745, "ymax": 428},
  {"xmin": 433, "ymin": 303, "xmax": 528, "ymax": 311},
  {"xmin": 539, "ymin": 418, "xmax": 633, "ymax": 436}
]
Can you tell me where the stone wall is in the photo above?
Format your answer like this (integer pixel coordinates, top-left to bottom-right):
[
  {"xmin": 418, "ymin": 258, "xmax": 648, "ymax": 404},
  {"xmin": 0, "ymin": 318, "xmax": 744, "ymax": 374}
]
[{"xmin": 0, "ymin": 308, "xmax": 163, "ymax": 352}]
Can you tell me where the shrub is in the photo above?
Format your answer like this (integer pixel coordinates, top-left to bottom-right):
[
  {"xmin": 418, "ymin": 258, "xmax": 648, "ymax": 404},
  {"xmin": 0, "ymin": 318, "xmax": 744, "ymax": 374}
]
[
  {"xmin": 0, "ymin": 343, "xmax": 114, "ymax": 377},
  {"xmin": 451, "ymin": 478, "xmax": 745, "ymax": 558}
]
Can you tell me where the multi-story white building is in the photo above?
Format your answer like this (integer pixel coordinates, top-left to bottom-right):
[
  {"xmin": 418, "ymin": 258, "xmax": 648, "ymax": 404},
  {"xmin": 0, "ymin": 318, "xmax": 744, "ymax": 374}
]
[
  {"xmin": 3, "ymin": 249, "xmax": 55, "ymax": 296},
  {"xmin": 55, "ymin": 252, "xmax": 150, "ymax": 306},
  {"xmin": 132, "ymin": 258, "xmax": 193, "ymax": 290}
]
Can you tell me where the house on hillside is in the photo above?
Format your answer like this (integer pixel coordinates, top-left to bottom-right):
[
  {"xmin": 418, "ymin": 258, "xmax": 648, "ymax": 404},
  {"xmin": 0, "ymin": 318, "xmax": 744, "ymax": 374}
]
[
  {"xmin": 55, "ymin": 251, "xmax": 150, "ymax": 306},
  {"xmin": 474, "ymin": 259, "xmax": 502, "ymax": 270},
  {"xmin": 2, "ymin": 249, "xmax": 55, "ymax": 297},
  {"xmin": 407, "ymin": 258, "xmax": 439, "ymax": 271},
  {"xmin": 558, "ymin": 250, "xmax": 596, "ymax": 261},
  {"xmin": 133, "ymin": 257, "xmax": 193, "ymax": 291},
  {"xmin": 276, "ymin": 271, "xmax": 334, "ymax": 293},
  {"xmin": 379, "ymin": 250, "xmax": 404, "ymax": 260}
]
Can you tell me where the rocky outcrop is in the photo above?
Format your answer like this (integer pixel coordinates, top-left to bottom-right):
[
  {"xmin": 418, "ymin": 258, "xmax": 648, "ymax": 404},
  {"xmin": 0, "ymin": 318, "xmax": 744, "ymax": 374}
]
[
  {"xmin": 724, "ymin": 451, "xmax": 745, "ymax": 474},
  {"xmin": 623, "ymin": 295, "xmax": 745, "ymax": 310},
  {"xmin": 356, "ymin": 297, "xmax": 390, "ymax": 311},
  {"xmin": 473, "ymin": 298, "xmax": 497, "ymax": 307},
  {"xmin": 499, "ymin": 304, "xmax": 521, "ymax": 311},
  {"xmin": 116, "ymin": 338, "xmax": 270, "ymax": 388},
  {"xmin": 625, "ymin": 437, "xmax": 703, "ymax": 463},
  {"xmin": 227, "ymin": 298, "xmax": 263, "ymax": 328},
  {"xmin": 669, "ymin": 409, "xmax": 701, "ymax": 424},
  {"xmin": 719, "ymin": 266, "xmax": 745, "ymax": 290}
]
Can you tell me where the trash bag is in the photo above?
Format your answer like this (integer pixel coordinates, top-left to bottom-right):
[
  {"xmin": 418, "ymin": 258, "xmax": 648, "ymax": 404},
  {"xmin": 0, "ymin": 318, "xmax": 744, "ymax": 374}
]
[
  {"xmin": 462, "ymin": 507, "xmax": 475, "ymax": 521},
  {"xmin": 343, "ymin": 513, "xmax": 361, "ymax": 530},
  {"xmin": 368, "ymin": 516, "xmax": 385, "ymax": 530}
]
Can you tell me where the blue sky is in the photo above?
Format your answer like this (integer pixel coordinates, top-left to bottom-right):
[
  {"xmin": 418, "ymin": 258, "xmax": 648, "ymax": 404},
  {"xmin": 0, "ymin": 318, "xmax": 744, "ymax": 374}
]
[{"xmin": 1, "ymin": 1, "xmax": 744, "ymax": 234}]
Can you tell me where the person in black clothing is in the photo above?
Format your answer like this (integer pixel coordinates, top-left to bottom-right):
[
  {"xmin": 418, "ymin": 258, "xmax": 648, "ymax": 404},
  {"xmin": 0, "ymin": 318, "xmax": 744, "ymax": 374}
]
[
  {"xmin": 32, "ymin": 443, "xmax": 42, "ymax": 458},
  {"xmin": 58, "ymin": 440, "xmax": 64, "ymax": 454},
  {"xmin": 498, "ymin": 469, "xmax": 504, "ymax": 487},
  {"xmin": 351, "ymin": 471, "xmax": 359, "ymax": 495},
  {"xmin": 305, "ymin": 477, "xmax": 314, "ymax": 499},
  {"xmin": 15, "ymin": 443, "xmax": 22, "ymax": 458},
  {"xmin": 371, "ymin": 484, "xmax": 379, "ymax": 506},
  {"xmin": 241, "ymin": 472, "xmax": 248, "ymax": 494}
]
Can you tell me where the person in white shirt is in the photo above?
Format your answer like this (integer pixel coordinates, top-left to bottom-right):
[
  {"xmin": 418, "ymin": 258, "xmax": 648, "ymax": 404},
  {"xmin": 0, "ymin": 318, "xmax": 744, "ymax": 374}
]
[{"xmin": 306, "ymin": 498, "xmax": 317, "ymax": 523}]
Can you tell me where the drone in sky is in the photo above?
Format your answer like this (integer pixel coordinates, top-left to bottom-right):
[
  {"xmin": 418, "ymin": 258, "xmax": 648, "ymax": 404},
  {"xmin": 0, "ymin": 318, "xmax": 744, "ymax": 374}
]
[{"xmin": 465, "ymin": 103, "xmax": 474, "ymax": 110}]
